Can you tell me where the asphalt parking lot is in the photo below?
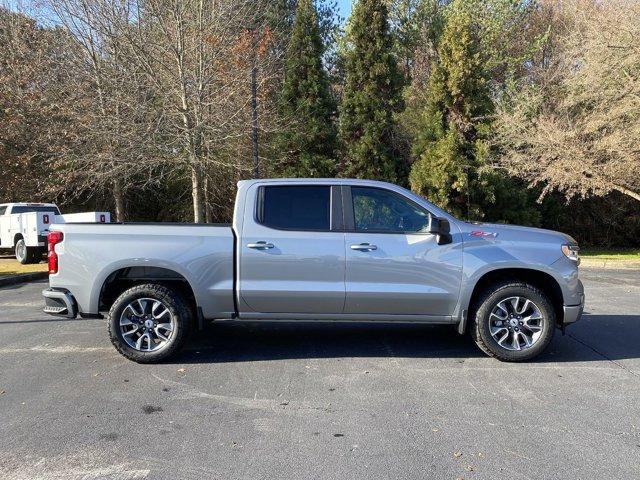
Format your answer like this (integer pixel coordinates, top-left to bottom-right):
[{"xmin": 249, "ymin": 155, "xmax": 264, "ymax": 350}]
[{"xmin": 1, "ymin": 268, "xmax": 639, "ymax": 480}]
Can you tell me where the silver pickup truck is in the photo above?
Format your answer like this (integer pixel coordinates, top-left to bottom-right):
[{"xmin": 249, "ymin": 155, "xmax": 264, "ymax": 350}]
[{"xmin": 42, "ymin": 178, "xmax": 584, "ymax": 363}]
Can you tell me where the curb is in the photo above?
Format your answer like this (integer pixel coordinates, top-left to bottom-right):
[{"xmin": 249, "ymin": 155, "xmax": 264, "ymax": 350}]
[{"xmin": 0, "ymin": 272, "xmax": 48, "ymax": 287}]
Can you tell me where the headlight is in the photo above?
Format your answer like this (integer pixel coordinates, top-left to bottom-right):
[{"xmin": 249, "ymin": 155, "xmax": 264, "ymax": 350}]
[{"xmin": 561, "ymin": 244, "xmax": 580, "ymax": 264}]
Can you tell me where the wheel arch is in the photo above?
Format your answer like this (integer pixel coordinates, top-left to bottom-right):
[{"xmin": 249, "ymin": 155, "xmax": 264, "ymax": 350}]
[
  {"xmin": 13, "ymin": 233, "xmax": 24, "ymax": 245},
  {"xmin": 461, "ymin": 267, "xmax": 564, "ymax": 333},
  {"xmin": 98, "ymin": 266, "xmax": 198, "ymax": 319}
]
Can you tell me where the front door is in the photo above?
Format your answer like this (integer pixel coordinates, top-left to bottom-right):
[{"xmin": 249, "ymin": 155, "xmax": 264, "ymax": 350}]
[
  {"xmin": 239, "ymin": 184, "xmax": 345, "ymax": 314},
  {"xmin": 344, "ymin": 186, "xmax": 462, "ymax": 316}
]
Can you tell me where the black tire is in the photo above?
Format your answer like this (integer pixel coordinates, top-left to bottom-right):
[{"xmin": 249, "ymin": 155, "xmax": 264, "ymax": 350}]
[
  {"xmin": 26, "ymin": 247, "xmax": 41, "ymax": 264},
  {"xmin": 471, "ymin": 281, "xmax": 555, "ymax": 362},
  {"xmin": 107, "ymin": 283, "xmax": 193, "ymax": 363}
]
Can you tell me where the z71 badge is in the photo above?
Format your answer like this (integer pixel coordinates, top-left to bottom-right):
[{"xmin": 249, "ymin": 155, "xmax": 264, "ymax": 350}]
[{"xmin": 470, "ymin": 230, "xmax": 499, "ymax": 238}]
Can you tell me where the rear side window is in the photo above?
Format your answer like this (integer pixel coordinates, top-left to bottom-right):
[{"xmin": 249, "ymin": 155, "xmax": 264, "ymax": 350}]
[
  {"xmin": 259, "ymin": 186, "xmax": 330, "ymax": 231},
  {"xmin": 0, "ymin": 206, "xmax": 6, "ymax": 215},
  {"xmin": 10, "ymin": 206, "xmax": 60, "ymax": 215}
]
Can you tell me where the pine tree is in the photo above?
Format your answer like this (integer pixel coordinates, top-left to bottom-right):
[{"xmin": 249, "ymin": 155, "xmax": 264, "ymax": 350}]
[
  {"xmin": 339, "ymin": 0, "xmax": 404, "ymax": 182},
  {"xmin": 277, "ymin": 0, "xmax": 337, "ymax": 177},
  {"xmin": 408, "ymin": 0, "xmax": 493, "ymax": 218}
]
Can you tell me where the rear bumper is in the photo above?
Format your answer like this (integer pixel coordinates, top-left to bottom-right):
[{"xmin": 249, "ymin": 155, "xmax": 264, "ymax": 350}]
[
  {"xmin": 563, "ymin": 292, "xmax": 585, "ymax": 325},
  {"xmin": 42, "ymin": 288, "xmax": 77, "ymax": 318}
]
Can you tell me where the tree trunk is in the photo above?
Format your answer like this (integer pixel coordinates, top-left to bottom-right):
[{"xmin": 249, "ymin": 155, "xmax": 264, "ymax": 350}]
[
  {"xmin": 251, "ymin": 61, "xmax": 259, "ymax": 178},
  {"xmin": 204, "ymin": 175, "xmax": 212, "ymax": 223},
  {"xmin": 612, "ymin": 183, "xmax": 640, "ymax": 202},
  {"xmin": 191, "ymin": 164, "xmax": 205, "ymax": 223},
  {"xmin": 113, "ymin": 180, "xmax": 125, "ymax": 222}
]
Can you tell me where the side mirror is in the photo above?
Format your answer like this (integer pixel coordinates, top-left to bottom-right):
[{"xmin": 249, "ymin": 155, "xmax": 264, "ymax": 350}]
[{"xmin": 427, "ymin": 216, "xmax": 452, "ymax": 245}]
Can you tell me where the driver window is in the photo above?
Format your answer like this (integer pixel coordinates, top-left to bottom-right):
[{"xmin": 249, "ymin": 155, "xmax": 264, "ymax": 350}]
[{"xmin": 351, "ymin": 187, "xmax": 430, "ymax": 233}]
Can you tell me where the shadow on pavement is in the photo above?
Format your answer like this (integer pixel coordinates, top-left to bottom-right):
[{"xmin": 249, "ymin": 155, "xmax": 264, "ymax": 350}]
[{"xmin": 169, "ymin": 313, "xmax": 640, "ymax": 365}]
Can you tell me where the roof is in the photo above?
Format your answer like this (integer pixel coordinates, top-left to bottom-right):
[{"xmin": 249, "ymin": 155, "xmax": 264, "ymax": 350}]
[
  {"xmin": 0, "ymin": 202, "xmax": 58, "ymax": 207},
  {"xmin": 236, "ymin": 178, "xmax": 455, "ymax": 221},
  {"xmin": 239, "ymin": 177, "xmax": 389, "ymax": 184}
]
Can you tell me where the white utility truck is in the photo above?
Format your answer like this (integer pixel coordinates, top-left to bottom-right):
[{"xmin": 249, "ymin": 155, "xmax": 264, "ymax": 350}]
[{"xmin": 0, "ymin": 203, "xmax": 110, "ymax": 264}]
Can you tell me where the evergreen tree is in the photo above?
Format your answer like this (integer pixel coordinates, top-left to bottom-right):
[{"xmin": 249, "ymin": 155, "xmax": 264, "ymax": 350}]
[
  {"xmin": 408, "ymin": 0, "xmax": 492, "ymax": 218},
  {"xmin": 276, "ymin": 0, "xmax": 337, "ymax": 177},
  {"xmin": 339, "ymin": 0, "xmax": 404, "ymax": 182}
]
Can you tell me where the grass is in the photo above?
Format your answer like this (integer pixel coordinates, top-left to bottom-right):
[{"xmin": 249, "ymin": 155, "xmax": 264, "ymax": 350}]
[
  {"xmin": 0, "ymin": 257, "xmax": 47, "ymax": 277},
  {"xmin": 580, "ymin": 248, "xmax": 640, "ymax": 261}
]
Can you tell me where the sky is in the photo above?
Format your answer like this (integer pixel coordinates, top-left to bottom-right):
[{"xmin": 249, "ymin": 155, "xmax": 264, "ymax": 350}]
[
  {"xmin": 5, "ymin": 0, "xmax": 354, "ymax": 28},
  {"xmin": 336, "ymin": 0, "xmax": 353, "ymax": 20},
  {"xmin": 7, "ymin": 0, "xmax": 355, "ymax": 18}
]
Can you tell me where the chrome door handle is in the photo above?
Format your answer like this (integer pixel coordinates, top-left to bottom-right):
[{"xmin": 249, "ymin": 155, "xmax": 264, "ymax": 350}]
[
  {"xmin": 247, "ymin": 241, "xmax": 274, "ymax": 250},
  {"xmin": 350, "ymin": 243, "xmax": 377, "ymax": 251}
]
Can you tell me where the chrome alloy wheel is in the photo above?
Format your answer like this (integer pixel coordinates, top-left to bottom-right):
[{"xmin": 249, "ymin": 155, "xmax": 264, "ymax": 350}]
[
  {"xmin": 489, "ymin": 296, "xmax": 544, "ymax": 351},
  {"xmin": 119, "ymin": 298, "xmax": 175, "ymax": 352}
]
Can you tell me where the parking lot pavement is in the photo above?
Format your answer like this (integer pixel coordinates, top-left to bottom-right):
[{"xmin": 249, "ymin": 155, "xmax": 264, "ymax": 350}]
[{"xmin": 0, "ymin": 269, "xmax": 639, "ymax": 480}]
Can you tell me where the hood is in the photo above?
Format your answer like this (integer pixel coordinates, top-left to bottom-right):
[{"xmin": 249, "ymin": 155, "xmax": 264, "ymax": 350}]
[{"xmin": 457, "ymin": 221, "xmax": 577, "ymax": 245}]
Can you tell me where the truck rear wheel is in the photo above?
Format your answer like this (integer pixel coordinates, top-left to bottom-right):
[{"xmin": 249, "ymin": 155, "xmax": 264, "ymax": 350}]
[
  {"xmin": 15, "ymin": 239, "xmax": 40, "ymax": 264},
  {"xmin": 471, "ymin": 281, "xmax": 555, "ymax": 362},
  {"xmin": 107, "ymin": 284, "xmax": 192, "ymax": 363}
]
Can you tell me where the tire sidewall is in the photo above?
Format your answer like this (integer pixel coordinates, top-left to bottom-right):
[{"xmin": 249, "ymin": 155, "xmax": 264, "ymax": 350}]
[
  {"xmin": 15, "ymin": 239, "xmax": 27, "ymax": 264},
  {"xmin": 475, "ymin": 284, "xmax": 555, "ymax": 361},
  {"xmin": 108, "ymin": 284, "xmax": 191, "ymax": 363}
]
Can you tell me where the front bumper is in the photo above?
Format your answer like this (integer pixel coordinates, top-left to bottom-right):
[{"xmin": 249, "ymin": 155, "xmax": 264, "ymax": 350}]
[
  {"xmin": 42, "ymin": 288, "xmax": 77, "ymax": 318},
  {"xmin": 563, "ymin": 292, "xmax": 585, "ymax": 325}
]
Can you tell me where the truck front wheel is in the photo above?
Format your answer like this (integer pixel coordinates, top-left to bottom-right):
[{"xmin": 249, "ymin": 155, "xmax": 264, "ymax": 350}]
[
  {"xmin": 471, "ymin": 281, "xmax": 555, "ymax": 362},
  {"xmin": 107, "ymin": 284, "xmax": 192, "ymax": 363}
]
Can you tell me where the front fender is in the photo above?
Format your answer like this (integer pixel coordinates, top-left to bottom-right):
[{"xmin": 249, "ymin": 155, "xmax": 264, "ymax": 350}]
[{"xmin": 454, "ymin": 236, "xmax": 580, "ymax": 330}]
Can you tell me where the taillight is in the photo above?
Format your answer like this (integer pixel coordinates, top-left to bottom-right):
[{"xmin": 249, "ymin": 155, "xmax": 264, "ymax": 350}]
[{"xmin": 48, "ymin": 231, "xmax": 63, "ymax": 274}]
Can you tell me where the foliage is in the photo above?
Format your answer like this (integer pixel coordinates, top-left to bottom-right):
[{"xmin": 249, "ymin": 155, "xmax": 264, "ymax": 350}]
[
  {"xmin": 338, "ymin": 0, "xmax": 404, "ymax": 183},
  {"xmin": 1, "ymin": 0, "xmax": 639, "ymax": 247},
  {"xmin": 406, "ymin": 0, "xmax": 547, "ymax": 222},
  {"xmin": 276, "ymin": 0, "xmax": 337, "ymax": 177},
  {"xmin": 0, "ymin": 9, "xmax": 80, "ymax": 203},
  {"xmin": 494, "ymin": 0, "xmax": 640, "ymax": 203},
  {"xmin": 408, "ymin": 0, "xmax": 493, "ymax": 218}
]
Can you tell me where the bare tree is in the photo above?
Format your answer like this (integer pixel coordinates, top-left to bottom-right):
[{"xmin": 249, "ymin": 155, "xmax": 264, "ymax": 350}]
[
  {"xmin": 113, "ymin": 0, "xmax": 276, "ymax": 222},
  {"xmin": 494, "ymin": 0, "xmax": 640, "ymax": 203},
  {"xmin": 44, "ymin": 0, "xmax": 281, "ymax": 223},
  {"xmin": 45, "ymin": 0, "xmax": 165, "ymax": 221}
]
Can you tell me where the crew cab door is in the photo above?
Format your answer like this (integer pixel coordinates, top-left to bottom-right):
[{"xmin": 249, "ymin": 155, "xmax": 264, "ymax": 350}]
[
  {"xmin": 343, "ymin": 186, "xmax": 462, "ymax": 316},
  {"xmin": 238, "ymin": 184, "xmax": 345, "ymax": 314}
]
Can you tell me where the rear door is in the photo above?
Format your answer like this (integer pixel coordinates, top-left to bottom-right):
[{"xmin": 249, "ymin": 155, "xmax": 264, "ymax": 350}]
[
  {"xmin": 239, "ymin": 184, "xmax": 346, "ymax": 314},
  {"xmin": 343, "ymin": 186, "xmax": 462, "ymax": 316}
]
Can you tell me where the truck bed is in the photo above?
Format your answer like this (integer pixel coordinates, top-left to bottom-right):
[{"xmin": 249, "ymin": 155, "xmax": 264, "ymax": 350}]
[{"xmin": 49, "ymin": 222, "xmax": 235, "ymax": 318}]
